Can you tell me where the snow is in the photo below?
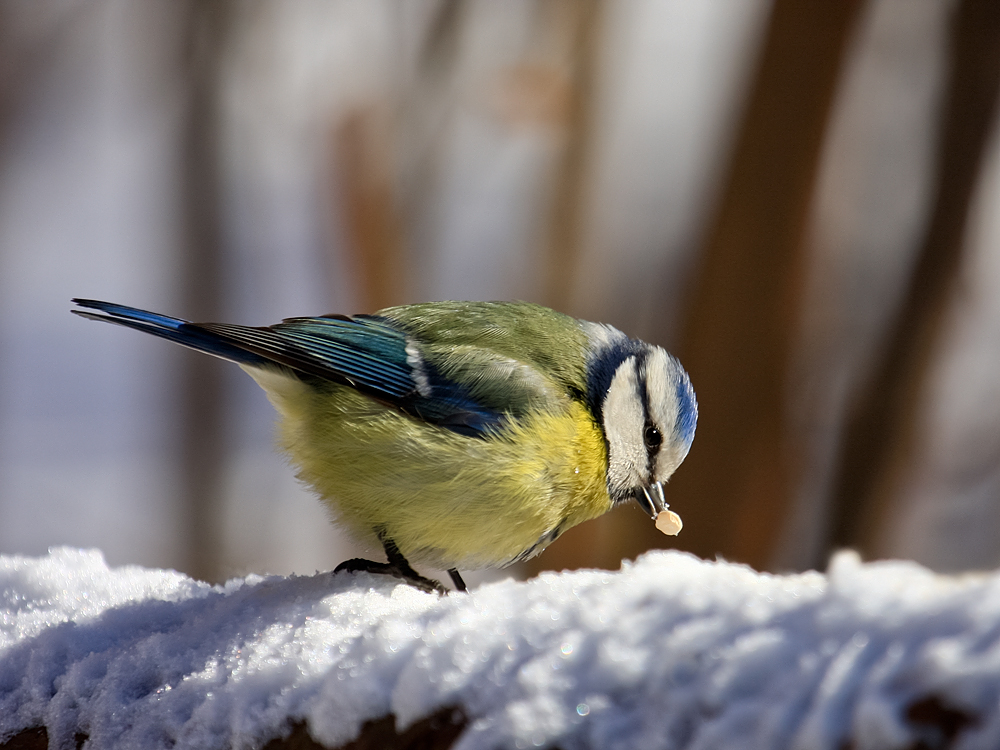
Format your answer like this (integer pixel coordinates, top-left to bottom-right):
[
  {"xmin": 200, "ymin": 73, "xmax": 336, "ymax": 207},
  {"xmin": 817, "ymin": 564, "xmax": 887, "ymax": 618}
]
[{"xmin": 2, "ymin": 548, "xmax": 1000, "ymax": 749}]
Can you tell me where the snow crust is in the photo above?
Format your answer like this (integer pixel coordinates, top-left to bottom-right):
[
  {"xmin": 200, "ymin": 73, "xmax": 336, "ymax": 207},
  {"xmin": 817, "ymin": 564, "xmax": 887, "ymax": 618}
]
[{"xmin": 2, "ymin": 547, "xmax": 1000, "ymax": 749}]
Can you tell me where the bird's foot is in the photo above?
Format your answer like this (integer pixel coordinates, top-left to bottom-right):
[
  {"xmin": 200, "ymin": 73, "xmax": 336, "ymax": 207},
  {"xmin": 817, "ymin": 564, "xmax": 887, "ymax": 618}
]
[
  {"xmin": 447, "ymin": 568, "xmax": 468, "ymax": 592},
  {"xmin": 334, "ymin": 557, "xmax": 449, "ymax": 595}
]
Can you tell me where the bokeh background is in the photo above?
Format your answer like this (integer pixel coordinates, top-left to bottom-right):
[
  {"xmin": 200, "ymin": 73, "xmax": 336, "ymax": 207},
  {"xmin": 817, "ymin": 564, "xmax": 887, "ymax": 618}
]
[{"xmin": 2, "ymin": 0, "xmax": 1000, "ymax": 585}]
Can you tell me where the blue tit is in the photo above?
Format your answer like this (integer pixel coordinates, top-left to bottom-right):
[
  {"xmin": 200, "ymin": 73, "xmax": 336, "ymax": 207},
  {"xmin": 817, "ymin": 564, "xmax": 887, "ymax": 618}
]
[{"xmin": 72, "ymin": 299, "xmax": 697, "ymax": 592}]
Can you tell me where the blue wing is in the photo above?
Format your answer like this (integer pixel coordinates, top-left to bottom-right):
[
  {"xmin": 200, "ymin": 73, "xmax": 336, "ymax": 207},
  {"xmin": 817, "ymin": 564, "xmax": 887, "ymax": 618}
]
[{"xmin": 72, "ymin": 299, "xmax": 505, "ymax": 437}]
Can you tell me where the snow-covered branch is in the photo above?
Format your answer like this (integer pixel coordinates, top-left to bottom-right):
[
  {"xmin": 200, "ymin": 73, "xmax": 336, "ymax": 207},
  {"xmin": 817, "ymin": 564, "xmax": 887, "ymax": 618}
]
[{"xmin": 1, "ymin": 548, "xmax": 997, "ymax": 749}]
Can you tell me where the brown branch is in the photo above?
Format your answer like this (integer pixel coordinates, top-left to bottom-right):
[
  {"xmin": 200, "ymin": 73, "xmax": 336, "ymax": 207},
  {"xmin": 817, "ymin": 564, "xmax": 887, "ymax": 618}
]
[
  {"xmin": 176, "ymin": 0, "xmax": 235, "ymax": 583},
  {"xmin": 541, "ymin": 0, "xmax": 604, "ymax": 313},
  {"xmin": 333, "ymin": 108, "xmax": 406, "ymax": 313},
  {"xmin": 826, "ymin": 0, "xmax": 1000, "ymax": 558},
  {"xmin": 622, "ymin": 0, "xmax": 865, "ymax": 570}
]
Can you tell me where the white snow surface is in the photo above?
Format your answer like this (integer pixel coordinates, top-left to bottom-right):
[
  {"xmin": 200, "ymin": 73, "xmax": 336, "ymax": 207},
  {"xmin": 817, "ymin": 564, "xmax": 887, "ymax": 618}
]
[{"xmin": 2, "ymin": 548, "xmax": 1000, "ymax": 750}]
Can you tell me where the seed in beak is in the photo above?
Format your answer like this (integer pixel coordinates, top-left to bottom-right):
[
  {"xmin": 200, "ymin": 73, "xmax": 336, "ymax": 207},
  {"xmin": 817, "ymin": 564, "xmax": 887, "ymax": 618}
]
[
  {"xmin": 633, "ymin": 483, "xmax": 683, "ymax": 535},
  {"xmin": 655, "ymin": 510, "xmax": 683, "ymax": 536}
]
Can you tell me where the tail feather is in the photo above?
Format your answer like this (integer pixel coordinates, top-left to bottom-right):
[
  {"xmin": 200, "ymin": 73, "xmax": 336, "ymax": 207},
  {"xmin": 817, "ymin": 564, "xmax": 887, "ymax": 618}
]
[{"xmin": 71, "ymin": 299, "xmax": 270, "ymax": 367}]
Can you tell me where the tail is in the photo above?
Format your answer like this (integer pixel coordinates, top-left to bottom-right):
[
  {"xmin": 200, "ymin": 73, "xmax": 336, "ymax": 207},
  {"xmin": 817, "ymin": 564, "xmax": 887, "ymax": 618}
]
[{"xmin": 71, "ymin": 299, "xmax": 270, "ymax": 367}]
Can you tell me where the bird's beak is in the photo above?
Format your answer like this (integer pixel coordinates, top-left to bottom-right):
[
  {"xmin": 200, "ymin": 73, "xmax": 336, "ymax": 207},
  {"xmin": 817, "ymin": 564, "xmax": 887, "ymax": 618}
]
[
  {"xmin": 634, "ymin": 481, "xmax": 667, "ymax": 519},
  {"xmin": 634, "ymin": 481, "xmax": 683, "ymax": 536}
]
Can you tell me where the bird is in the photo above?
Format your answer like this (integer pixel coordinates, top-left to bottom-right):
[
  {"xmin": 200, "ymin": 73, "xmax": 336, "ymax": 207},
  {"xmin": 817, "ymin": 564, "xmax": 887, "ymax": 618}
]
[{"xmin": 72, "ymin": 298, "xmax": 697, "ymax": 593}]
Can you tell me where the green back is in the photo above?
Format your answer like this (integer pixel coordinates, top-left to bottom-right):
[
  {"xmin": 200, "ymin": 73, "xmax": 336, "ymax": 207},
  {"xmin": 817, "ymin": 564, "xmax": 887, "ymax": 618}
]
[{"xmin": 376, "ymin": 301, "xmax": 590, "ymax": 418}]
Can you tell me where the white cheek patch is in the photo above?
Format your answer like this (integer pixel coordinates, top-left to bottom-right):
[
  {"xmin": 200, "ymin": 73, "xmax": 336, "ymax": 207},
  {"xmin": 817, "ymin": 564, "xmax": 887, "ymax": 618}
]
[
  {"xmin": 643, "ymin": 347, "xmax": 686, "ymax": 483},
  {"xmin": 603, "ymin": 356, "xmax": 646, "ymax": 498},
  {"xmin": 654, "ymin": 442, "xmax": 688, "ymax": 485}
]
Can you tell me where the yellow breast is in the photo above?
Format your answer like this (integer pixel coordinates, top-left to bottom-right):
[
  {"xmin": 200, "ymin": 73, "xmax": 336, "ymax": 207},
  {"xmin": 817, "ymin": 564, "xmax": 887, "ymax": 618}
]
[{"xmin": 246, "ymin": 366, "xmax": 612, "ymax": 568}]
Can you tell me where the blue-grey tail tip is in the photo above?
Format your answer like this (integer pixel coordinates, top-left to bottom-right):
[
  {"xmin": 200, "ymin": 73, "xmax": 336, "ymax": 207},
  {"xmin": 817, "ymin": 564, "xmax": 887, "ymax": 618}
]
[
  {"xmin": 72, "ymin": 298, "xmax": 189, "ymax": 329},
  {"xmin": 71, "ymin": 298, "xmax": 267, "ymax": 367}
]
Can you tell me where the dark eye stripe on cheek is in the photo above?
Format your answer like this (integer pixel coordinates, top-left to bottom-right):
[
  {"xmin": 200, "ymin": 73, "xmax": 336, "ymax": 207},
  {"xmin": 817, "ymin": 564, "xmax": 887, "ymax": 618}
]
[{"xmin": 634, "ymin": 352, "xmax": 663, "ymax": 476}]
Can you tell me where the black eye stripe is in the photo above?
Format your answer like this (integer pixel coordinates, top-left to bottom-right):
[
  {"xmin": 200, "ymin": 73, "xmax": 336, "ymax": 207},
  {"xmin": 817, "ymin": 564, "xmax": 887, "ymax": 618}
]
[
  {"xmin": 634, "ymin": 349, "xmax": 651, "ymax": 417},
  {"xmin": 632, "ymin": 350, "xmax": 663, "ymax": 481},
  {"xmin": 586, "ymin": 334, "xmax": 646, "ymax": 425}
]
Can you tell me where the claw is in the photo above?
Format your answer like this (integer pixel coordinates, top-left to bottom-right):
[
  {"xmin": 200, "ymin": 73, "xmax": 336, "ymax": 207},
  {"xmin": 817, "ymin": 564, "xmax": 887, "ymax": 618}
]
[
  {"xmin": 334, "ymin": 558, "xmax": 449, "ymax": 594},
  {"xmin": 334, "ymin": 533, "xmax": 465, "ymax": 595}
]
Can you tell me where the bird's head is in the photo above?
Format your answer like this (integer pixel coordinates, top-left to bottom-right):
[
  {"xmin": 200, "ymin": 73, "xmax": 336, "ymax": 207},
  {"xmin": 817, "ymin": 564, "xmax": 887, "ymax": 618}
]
[{"xmin": 583, "ymin": 324, "xmax": 697, "ymax": 531}]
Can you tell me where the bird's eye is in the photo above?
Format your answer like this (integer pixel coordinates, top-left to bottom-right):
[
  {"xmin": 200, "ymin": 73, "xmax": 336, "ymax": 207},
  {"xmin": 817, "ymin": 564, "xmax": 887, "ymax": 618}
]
[{"xmin": 643, "ymin": 425, "xmax": 662, "ymax": 451}]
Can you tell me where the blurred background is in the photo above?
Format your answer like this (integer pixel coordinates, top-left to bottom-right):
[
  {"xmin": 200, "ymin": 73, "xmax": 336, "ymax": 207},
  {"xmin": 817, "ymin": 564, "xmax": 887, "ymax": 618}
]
[{"xmin": 2, "ymin": 0, "xmax": 1000, "ymax": 584}]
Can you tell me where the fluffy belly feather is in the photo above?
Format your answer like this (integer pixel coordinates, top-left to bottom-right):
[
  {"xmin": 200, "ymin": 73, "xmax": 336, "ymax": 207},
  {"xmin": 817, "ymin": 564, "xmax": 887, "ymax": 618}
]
[{"xmin": 250, "ymin": 368, "xmax": 611, "ymax": 569}]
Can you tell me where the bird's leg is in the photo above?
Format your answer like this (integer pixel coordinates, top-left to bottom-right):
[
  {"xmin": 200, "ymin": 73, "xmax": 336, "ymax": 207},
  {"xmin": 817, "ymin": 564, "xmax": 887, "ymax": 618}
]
[
  {"xmin": 447, "ymin": 569, "xmax": 467, "ymax": 592},
  {"xmin": 379, "ymin": 535, "xmax": 450, "ymax": 594},
  {"xmin": 334, "ymin": 531, "xmax": 453, "ymax": 595}
]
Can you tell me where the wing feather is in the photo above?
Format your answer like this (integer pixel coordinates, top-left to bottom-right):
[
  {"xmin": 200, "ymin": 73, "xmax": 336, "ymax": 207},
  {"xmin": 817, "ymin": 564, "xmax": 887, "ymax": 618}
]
[{"xmin": 72, "ymin": 299, "xmax": 543, "ymax": 437}]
